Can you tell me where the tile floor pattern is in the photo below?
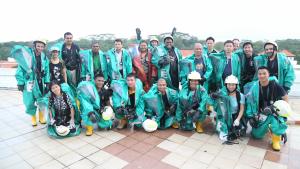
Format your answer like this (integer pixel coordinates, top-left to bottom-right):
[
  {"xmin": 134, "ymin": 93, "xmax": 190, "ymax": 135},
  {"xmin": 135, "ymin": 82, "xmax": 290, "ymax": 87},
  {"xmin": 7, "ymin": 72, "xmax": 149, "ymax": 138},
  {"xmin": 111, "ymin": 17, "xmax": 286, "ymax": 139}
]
[{"xmin": 0, "ymin": 90, "xmax": 300, "ymax": 169}]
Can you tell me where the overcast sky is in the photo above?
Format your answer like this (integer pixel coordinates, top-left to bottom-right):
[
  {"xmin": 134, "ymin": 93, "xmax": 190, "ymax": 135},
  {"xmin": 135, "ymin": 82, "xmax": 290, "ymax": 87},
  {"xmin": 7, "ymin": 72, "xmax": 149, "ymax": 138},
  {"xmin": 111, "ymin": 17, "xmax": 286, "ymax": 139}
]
[{"xmin": 1, "ymin": 0, "xmax": 299, "ymax": 42}]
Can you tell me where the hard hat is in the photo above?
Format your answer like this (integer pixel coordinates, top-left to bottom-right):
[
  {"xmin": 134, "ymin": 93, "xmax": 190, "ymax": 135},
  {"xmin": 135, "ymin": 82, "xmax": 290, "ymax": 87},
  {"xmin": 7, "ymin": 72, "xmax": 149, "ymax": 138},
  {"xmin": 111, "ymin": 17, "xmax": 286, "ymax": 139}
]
[
  {"xmin": 188, "ymin": 71, "xmax": 201, "ymax": 80},
  {"xmin": 102, "ymin": 106, "xmax": 114, "ymax": 121},
  {"xmin": 225, "ymin": 75, "xmax": 239, "ymax": 84},
  {"xmin": 142, "ymin": 119, "xmax": 158, "ymax": 132},
  {"xmin": 273, "ymin": 100, "xmax": 292, "ymax": 117},
  {"xmin": 50, "ymin": 46, "xmax": 60, "ymax": 52},
  {"xmin": 163, "ymin": 34, "xmax": 174, "ymax": 42},
  {"xmin": 149, "ymin": 36, "xmax": 159, "ymax": 42},
  {"xmin": 55, "ymin": 125, "xmax": 70, "ymax": 136},
  {"xmin": 33, "ymin": 39, "xmax": 47, "ymax": 46},
  {"xmin": 264, "ymin": 41, "xmax": 278, "ymax": 50}
]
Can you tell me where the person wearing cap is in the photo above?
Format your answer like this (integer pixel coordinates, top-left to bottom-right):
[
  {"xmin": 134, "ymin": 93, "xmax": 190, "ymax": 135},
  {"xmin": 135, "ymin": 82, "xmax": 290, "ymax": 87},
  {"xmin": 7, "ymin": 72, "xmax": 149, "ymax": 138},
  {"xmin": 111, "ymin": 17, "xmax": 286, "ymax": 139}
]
[
  {"xmin": 151, "ymin": 34, "xmax": 182, "ymax": 90},
  {"xmin": 143, "ymin": 78, "xmax": 178, "ymax": 129},
  {"xmin": 246, "ymin": 66, "xmax": 288, "ymax": 151},
  {"xmin": 132, "ymin": 40, "xmax": 157, "ymax": 92},
  {"xmin": 180, "ymin": 43, "xmax": 213, "ymax": 91},
  {"xmin": 210, "ymin": 75, "xmax": 246, "ymax": 142},
  {"xmin": 209, "ymin": 40, "xmax": 241, "ymax": 91},
  {"xmin": 111, "ymin": 73, "xmax": 145, "ymax": 129},
  {"xmin": 49, "ymin": 46, "xmax": 67, "ymax": 84},
  {"xmin": 14, "ymin": 39, "xmax": 50, "ymax": 126},
  {"xmin": 106, "ymin": 39, "xmax": 132, "ymax": 80},
  {"xmin": 175, "ymin": 71, "xmax": 209, "ymax": 133},
  {"xmin": 61, "ymin": 32, "xmax": 81, "ymax": 89},
  {"xmin": 254, "ymin": 41, "xmax": 295, "ymax": 93},
  {"xmin": 80, "ymin": 41, "xmax": 108, "ymax": 82},
  {"xmin": 149, "ymin": 36, "xmax": 159, "ymax": 51},
  {"xmin": 235, "ymin": 42, "xmax": 257, "ymax": 93}
]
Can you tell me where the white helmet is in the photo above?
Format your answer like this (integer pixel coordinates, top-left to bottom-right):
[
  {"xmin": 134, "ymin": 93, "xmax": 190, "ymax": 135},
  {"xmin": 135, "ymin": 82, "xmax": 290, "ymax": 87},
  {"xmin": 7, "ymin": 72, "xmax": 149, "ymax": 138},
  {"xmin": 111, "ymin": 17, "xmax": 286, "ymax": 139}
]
[
  {"xmin": 273, "ymin": 100, "xmax": 292, "ymax": 117},
  {"xmin": 149, "ymin": 36, "xmax": 159, "ymax": 42},
  {"xmin": 50, "ymin": 46, "xmax": 60, "ymax": 52},
  {"xmin": 163, "ymin": 34, "xmax": 174, "ymax": 42},
  {"xmin": 264, "ymin": 41, "xmax": 278, "ymax": 50},
  {"xmin": 225, "ymin": 75, "xmax": 239, "ymax": 84},
  {"xmin": 33, "ymin": 39, "xmax": 47, "ymax": 46},
  {"xmin": 142, "ymin": 119, "xmax": 158, "ymax": 132},
  {"xmin": 102, "ymin": 106, "xmax": 114, "ymax": 121},
  {"xmin": 188, "ymin": 71, "xmax": 201, "ymax": 80},
  {"xmin": 55, "ymin": 125, "xmax": 70, "ymax": 136}
]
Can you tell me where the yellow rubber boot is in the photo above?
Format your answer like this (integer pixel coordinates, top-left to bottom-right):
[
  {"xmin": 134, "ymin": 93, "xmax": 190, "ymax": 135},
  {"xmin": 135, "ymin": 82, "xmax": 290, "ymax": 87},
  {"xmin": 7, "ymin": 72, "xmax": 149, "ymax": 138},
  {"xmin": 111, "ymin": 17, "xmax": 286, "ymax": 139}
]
[
  {"xmin": 31, "ymin": 115, "xmax": 37, "ymax": 126},
  {"xmin": 272, "ymin": 134, "xmax": 281, "ymax": 151},
  {"xmin": 76, "ymin": 99, "xmax": 80, "ymax": 110},
  {"xmin": 86, "ymin": 126, "xmax": 93, "ymax": 136},
  {"xmin": 39, "ymin": 111, "xmax": 46, "ymax": 124},
  {"xmin": 172, "ymin": 122, "xmax": 179, "ymax": 129},
  {"xmin": 196, "ymin": 122, "xmax": 204, "ymax": 133}
]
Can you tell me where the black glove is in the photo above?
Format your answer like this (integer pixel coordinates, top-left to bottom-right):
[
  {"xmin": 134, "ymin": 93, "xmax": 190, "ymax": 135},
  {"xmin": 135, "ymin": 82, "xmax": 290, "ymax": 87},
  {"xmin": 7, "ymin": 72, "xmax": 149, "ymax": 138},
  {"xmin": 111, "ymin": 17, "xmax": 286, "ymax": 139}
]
[
  {"xmin": 115, "ymin": 107, "xmax": 124, "ymax": 116},
  {"xmin": 136, "ymin": 28, "xmax": 141, "ymax": 40},
  {"xmin": 171, "ymin": 27, "xmax": 177, "ymax": 37},
  {"xmin": 210, "ymin": 92, "xmax": 220, "ymax": 99},
  {"xmin": 283, "ymin": 86, "xmax": 290, "ymax": 93},
  {"xmin": 17, "ymin": 85, "xmax": 24, "ymax": 92},
  {"xmin": 158, "ymin": 57, "xmax": 170, "ymax": 67},
  {"xmin": 249, "ymin": 116, "xmax": 259, "ymax": 128},
  {"xmin": 199, "ymin": 77, "xmax": 206, "ymax": 84}
]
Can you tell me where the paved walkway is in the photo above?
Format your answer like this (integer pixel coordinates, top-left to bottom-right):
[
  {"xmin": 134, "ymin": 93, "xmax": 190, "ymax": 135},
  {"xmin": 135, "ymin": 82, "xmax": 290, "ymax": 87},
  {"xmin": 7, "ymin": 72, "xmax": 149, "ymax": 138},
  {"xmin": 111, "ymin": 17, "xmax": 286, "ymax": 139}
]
[{"xmin": 0, "ymin": 89, "xmax": 299, "ymax": 169}]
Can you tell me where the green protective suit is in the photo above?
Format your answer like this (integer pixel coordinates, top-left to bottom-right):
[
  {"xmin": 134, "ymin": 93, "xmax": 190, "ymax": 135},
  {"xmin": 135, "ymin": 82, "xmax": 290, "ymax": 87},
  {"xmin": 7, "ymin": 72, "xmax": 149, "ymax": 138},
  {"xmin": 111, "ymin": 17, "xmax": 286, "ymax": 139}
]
[
  {"xmin": 12, "ymin": 45, "xmax": 50, "ymax": 116},
  {"xmin": 180, "ymin": 53, "xmax": 213, "ymax": 90},
  {"xmin": 254, "ymin": 53, "xmax": 295, "ymax": 89},
  {"xmin": 111, "ymin": 79, "xmax": 145, "ymax": 126},
  {"xmin": 80, "ymin": 49, "xmax": 108, "ymax": 81},
  {"xmin": 77, "ymin": 81, "xmax": 113, "ymax": 129},
  {"xmin": 151, "ymin": 45, "xmax": 182, "ymax": 90},
  {"xmin": 209, "ymin": 51, "xmax": 241, "ymax": 89},
  {"xmin": 212, "ymin": 87, "xmax": 245, "ymax": 136},
  {"xmin": 246, "ymin": 80, "xmax": 287, "ymax": 139},
  {"xmin": 106, "ymin": 48, "xmax": 132, "ymax": 80},
  {"xmin": 143, "ymin": 84, "xmax": 178, "ymax": 129},
  {"xmin": 47, "ymin": 83, "xmax": 81, "ymax": 138},
  {"xmin": 176, "ymin": 83, "xmax": 209, "ymax": 130}
]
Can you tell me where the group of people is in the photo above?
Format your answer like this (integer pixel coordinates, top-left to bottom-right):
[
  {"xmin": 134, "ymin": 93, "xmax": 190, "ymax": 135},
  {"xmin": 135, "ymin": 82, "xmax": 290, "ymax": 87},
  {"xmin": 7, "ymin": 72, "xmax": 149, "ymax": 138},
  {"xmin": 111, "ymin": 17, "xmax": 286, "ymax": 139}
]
[{"xmin": 11, "ymin": 30, "xmax": 295, "ymax": 151}]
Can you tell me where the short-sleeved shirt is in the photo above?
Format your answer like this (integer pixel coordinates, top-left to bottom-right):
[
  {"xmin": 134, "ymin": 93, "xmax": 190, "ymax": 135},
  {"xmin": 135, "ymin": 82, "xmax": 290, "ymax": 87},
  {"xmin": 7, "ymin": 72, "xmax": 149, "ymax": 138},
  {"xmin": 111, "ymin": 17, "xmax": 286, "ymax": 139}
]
[
  {"xmin": 194, "ymin": 57, "xmax": 206, "ymax": 77},
  {"xmin": 50, "ymin": 61, "xmax": 65, "ymax": 84},
  {"xmin": 229, "ymin": 93, "xmax": 245, "ymax": 114},
  {"xmin": 49, "ymin": 93, "xmax": 73, "ymax": 113},
  {"xmin": 259, "ymin": 80, "xmax": 286, "ymax": 111}
]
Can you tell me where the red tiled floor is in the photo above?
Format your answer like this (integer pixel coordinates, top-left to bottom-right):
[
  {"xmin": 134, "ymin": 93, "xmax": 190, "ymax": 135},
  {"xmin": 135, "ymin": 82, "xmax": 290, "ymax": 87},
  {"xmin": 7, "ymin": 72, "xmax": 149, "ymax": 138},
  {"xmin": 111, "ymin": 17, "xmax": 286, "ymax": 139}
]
[
  {"xmin": 143, "ymin": 135, "xmax": 164, "ymax": 146},
  {"xmin": 145, "ymin": 147, "xmax": 170, "ymax": 160},
  {"xmin": 151, "ymin": 129, "xmax": 176, "ymax": 139},
  {"xmin": 175, "ymin": 130, "xmax": 194, "ymax": 137},
  {"xmin": 117, "ymin": 149, "xmax": 142, "ymax": 162},
  {"xmin": 247, "ymin": 137, "xmax": 270, "ymax": 149},
  {"xmin": 130, "ymin": 131, "xmax": 150, "ymax": 141},
  {"xmin": 264, "ymin": 150, "xmax": 289, "ymax": 165},
  {"xmin": 113, "ymin": 128, "xmax": 135, "ymax": 136},
  {"xmin": 103, "ymin": 143, "xmax": 127, "ymax": 155},
  {"xmin": 132, "ymin": 155, "xmax": 160, "ymax": 169},
  {"xmin": 117, "ymin": 136, "xmax": 139, "ymax": 148},
  {"xmin": 130, "ymin": 142, "xmax": 155, "ymax": 154},
  {"xmin": 153, "ymin": 161, "xmax": 178, "ymax": 169}
]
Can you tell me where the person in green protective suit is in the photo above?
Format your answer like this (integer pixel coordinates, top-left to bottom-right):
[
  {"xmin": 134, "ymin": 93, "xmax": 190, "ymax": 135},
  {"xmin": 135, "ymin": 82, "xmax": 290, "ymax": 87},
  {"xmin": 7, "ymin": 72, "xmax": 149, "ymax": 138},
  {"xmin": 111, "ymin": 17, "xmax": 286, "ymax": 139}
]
[
  {"xmin": 180, "ymin": 43, "xmax": 213, "ymax": 91},
  {"xmin": 143, "ymin": 78, "xmax": 178, "ymax": 129},
  {"xmin": 148, "ymin": 36, "xmax": 159, "ymax": 53},
  {"xmin": 13, "ymin": 39, "xmax": 50, "ymax": 126},
  {"xmin": 246, "ymin": 66, "xmax": 288, "ymax": 151},
  {"xmin": 77, "ymin": 76, "xmax": 114, "ymax": 136},
  {"xmin": 106, "ymin": 39, "xmax": 132, "ymax": 80},
  {"xmin": 80, "ymin": 41, "xmax": 108, "ymax": 82},
  {"xmin": 254, "ymin": 41, "xmax": 295, "ymax": 93},
  {"xmin": 209, "ymin": 40, "xmax": 241, "ymax": 91},
  {"xmin": 210, "ymin": 75, "xmax": 246, "ymax": 142},
  {"xmin": 175, "ymin": 71, "xmax": 209, "ymax": 133},
  {"xmin": 47, "ymin": 81, "xmax": 81, "ymax": 138},
  {"xmin": 111, "ymin": 73, "xmax": 145, "ymax": 129},
  {"xmin": 234, "ymin": 42, "xmax": 257, "ymax": 94},
  {"xmin": 151, "ymin": 35, "xmax": 182, "ymax": 90}
]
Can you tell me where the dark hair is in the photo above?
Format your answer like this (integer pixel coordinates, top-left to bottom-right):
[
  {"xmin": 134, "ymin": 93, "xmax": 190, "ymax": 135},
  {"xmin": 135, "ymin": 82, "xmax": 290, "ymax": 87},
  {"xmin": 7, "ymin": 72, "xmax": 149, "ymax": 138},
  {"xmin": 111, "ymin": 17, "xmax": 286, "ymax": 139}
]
[
  {"xmin": 114, "ymin": 39, "xmax": 123, "ymax": 44},
  {"xmin": 224, "ymin": 40, "xmax": 234, "ymax": 46},
  {"xmin": 126, "ymin": 73, "xmax": 136, "ymax": 79},
  {"xmin": 91, "ymin": 40, "xmax": 100, "ymax": 46},
  {"xmin": 139, "ymin": 40, "xmax": 148, "ymax": 46},
  {"xmin": 64, "ymin": 32, "xmax": 73, "ymax": 38},
  {"xmin": 94, "ymin": 72, "xmax": 104, "ymax": 80},
  {"xmin": 206, "ymin": 37, "xmax": 215, "ymax": 42},
  {"xmin": 257, "ymin": 66, "xmax": 269, "ymax": 72},
  {"xmin": 243, "ymin": 42, "xmax": 253, "ymax": 48},
  {"xmin": 49, "ymin": 80, "xmax": 62, "ymax": 100}
]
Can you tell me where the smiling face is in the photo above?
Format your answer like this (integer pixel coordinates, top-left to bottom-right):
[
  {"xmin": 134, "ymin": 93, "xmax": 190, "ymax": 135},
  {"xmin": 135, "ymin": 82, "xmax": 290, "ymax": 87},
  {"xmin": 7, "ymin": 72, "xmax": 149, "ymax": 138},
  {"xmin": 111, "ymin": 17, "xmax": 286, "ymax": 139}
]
[
  {"xmin": 51, "ymin": 84, "xmax": 61, "ymax": 96},
  {"xmin": 139, "ymin": 42, "xmax": 148, "ymax": 52},
  {"xmin": 126, "ymin": 76, "xmax": 136, "ymax": 88},
  {"xmin": 264, "ymin": 44, "xmax": 276, "ymax": 57},
  {"xmin": 51, "ymin": 50, "xmax": 59, "ymax": 58},
  {"xmin": 35, "ymin": 42, "xmax": 45, "ymax": 54},
  {"xmin": 92, "ymin": 43, "xmax": 100, "ymax": 53},
  {"xmin": 95, "ymin": 76, "xmax": 105, "ymax": 89},
  {"xmin": 64, "ymin": 34, "xmax": 73, "ymax": 45},
  {"xmin": 189, "ymin": 79, "xmax": 199, "ymax": 90},
  {"xmin": 224, "ymin": 42, "xmax": 234, "ymax": 54},
  {"xmin": 164, "ymin": 38, "xmax": 173, "ymax": 49},
  {"xmin": 243, "ymin": 44, "xmax": 253, "ymax": 57},
  {"xmin": 194, "ymin": 43, "xmax": 203, "ymax": 57},
  {"xmin": 157, "ymin": 79, "xmax": 167, "ymax": 93},
  {"xmin": 258, "ymin": 68, "xmax": 270, "ymax": 83},
  {"xmin": 114, "ymin": 41, "xmax": 123, "ymax": 51},
  {"xmin": 226, "ymin": 83, "xmax": 237, "ymax": 92}
]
